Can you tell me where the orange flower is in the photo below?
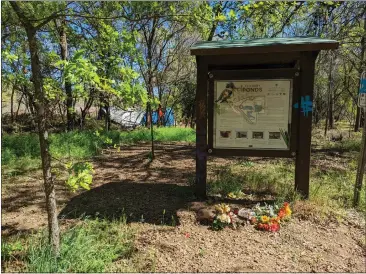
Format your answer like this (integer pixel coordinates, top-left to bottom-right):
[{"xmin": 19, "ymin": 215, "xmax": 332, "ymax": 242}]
[
  {"xmin": 271, "ymin": 217, "xmax": 280, "ymax": 223},
  {"xmin": 250, "ymin": 217, "xmax": 257, "ymax": 224},
  {"xmin": 278, "ymin": 209, "xmax": 286, "ymax": 219}
]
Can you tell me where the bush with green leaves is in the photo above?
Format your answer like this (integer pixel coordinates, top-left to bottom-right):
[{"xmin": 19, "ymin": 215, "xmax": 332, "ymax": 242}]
[{"xmin": 65, "ymin": 162, "xmax": 94, "ymax": 192}]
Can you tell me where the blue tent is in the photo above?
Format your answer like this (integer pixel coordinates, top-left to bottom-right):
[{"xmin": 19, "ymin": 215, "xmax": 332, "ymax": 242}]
[{"xmin": 141, "ymin": 108, "xmax": 175, "ymax": 126}]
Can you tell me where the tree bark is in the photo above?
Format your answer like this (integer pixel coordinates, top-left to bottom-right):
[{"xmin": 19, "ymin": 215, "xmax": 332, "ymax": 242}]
[
  {"xmin": 104, "ymin": 98, "xmax": 111, "ymax": 131},
  {"xmin": 353, "ymin": 111, "xmax": 366, "ymax": 206},
  {"xmin": 56, "ymin": 18, "xmax": 74, "ymax": 131},
  {"xmin": 15, "ymin": 93, "xmax": 24, "ymax": 121},
  {"xmin": 28, "ymin": 29, "xmax": 60, "ymax": 255},
  {"xmin": 328, "ymin": 52, "xmax": 334, "ymax": 130},
  {"xmin": 10, "ymin": 2, "xmax": 60, "ymax": 255},
  {"xmin": 355, "ymin": 14, "xmax": 366, "ymax": 132},
  {"xmin": 10, "ymin": 84, "xmax": 15, "ymax": 124}
]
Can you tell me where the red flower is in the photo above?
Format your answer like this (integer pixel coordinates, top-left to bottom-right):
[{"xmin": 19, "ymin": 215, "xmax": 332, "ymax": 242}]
[
  {"xmin": 184, "ymin": 232, "xmax": 190, "ymax": 238},
  {"xmin": 269, "ymin": 221, "xmax": 280, "ymax": 232},
  {"xmin": 233, "ymin": 208, "xmax": 239, "ymax": 215}
]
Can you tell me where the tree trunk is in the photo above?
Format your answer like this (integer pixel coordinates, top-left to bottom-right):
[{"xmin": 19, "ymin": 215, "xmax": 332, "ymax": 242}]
[
  {"xmin": 355, "ymin": 15, "xmax": 366, "ymax": 132},
  {"xmin": 10, "ymin": 0, "xmax": 60, "ymax": 254},
  {"xmin": 15, "ymin": 93, "xmax": 24, "ymax": 121},
  {"xmin": 361, "ymin": 108, "xmax": 365, "ymax": 128},
  {"xmin": 27, "ymin": 29, "xmax": 60, "ymax": 255},
  {"xmin": 355, "ymin": 107, "xmax": 361, "ymax": 132},
  {"xmin": 10, "ymin": 85, "xmax": 15, "ymax": 124},
  {"xmin": 328, "ymin": 52, "xmax": 334, "ymax": 130},
  {"xmin": 56, "ymin": 18, "xmax": 74, "ymax": 131},
  {"xmin": 353, "ymin": 111, "xmax": 366, "ymax": 206},
  {"xmin": 104, "ymin": 98, "xmax": 111, "ymax": 131},
  {"xmin": 149, "ymin": 102, "xmax": 154, "ymax": 160}
]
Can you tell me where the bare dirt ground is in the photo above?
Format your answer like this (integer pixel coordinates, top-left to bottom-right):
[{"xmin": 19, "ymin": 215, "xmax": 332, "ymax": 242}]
[{"xmin": 2, "ymin": 143, "xmax": 365, "ymax": 272}]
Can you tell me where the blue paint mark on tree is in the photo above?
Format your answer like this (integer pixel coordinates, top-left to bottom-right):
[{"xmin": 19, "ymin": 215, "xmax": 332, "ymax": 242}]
[{"xmin": 294, "ymin": 96, "xmax": 312, "ymax": 117}]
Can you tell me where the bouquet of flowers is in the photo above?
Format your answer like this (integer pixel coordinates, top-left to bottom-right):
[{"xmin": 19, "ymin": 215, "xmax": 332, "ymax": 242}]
[
  {"xmin": 250, "ymin": 202, "xmax": 292, "ymax": 232},
  {"xmin": 210, "ymin": 202, "xmax": 292, "ymax": 232},
  {"xmin": 211, "ymin": 203, "xmax": 238, "ymax": 231}
]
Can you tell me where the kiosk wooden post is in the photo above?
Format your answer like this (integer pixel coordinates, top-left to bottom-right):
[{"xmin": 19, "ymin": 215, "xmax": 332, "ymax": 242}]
[{"xmin": 191, "ymin": 38, "xmax": 339, "ymax": 199}]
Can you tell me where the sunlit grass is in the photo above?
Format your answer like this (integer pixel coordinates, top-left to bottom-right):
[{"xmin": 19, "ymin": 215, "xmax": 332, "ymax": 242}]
[
  {"xmin": 1, "ymin": 127, "xmax": 196, "ymax": 174},
  {"xmin": 2, "ymin": 218, "xmax": 136, "ymax": 273},
  {"xmin": 207, "ymin": 156, "xmax": 365, "ymax": 214}
]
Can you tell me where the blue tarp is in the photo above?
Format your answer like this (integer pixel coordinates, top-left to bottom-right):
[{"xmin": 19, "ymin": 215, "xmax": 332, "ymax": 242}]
[{"xmin": 141, "ymin": 108, "xmax": 175, "ymax": 126}]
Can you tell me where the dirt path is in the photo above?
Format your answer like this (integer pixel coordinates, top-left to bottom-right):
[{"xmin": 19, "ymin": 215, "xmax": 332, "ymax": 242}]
[
  {"xmin": 134, "ymin": 217, "xmax": 365, "ymax": 272},
  {"xmin": 2, "ymin": 143, "xmax": 365, "ymax": 272}
]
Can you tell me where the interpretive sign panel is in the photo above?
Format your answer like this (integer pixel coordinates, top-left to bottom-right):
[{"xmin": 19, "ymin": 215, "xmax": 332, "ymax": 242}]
[
  {"xmin": 191, "ymin": 37, "xmax": 339, "ymax": 199},
  {"xmin": 213, "ymin": 80, "xmax": 291, "ymax": 150}
]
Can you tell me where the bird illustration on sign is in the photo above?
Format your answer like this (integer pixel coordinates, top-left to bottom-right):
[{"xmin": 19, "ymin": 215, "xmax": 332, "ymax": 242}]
[{"xmin": 215, "ymin": 82, "xmax": 235, "ymax": 103}]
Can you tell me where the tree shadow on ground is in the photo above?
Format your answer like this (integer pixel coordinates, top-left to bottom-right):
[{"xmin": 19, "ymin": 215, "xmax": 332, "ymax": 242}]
[{"xmin": 59, "ymin": 180, "xmax": 196, "ymax": 225}]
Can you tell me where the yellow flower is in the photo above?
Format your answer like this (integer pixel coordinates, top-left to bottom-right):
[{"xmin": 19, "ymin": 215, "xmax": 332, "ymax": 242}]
[
  {"xmin": 215, "ymin": 203, "xmax": 231, "ymax": 214},
  {"xmin": 260, "ymin": 215, "xmax": 270, "ymax": 223},
  {"xmin": 285, "ymin": 207, "xmax": 292, "ymax": 217},
  {"xmin": 228, "ymin": 192, "xmax": 236, "ymax": 198},
  {"xmin": 215, "ymin": 205, "xmax": 224, "ymax": 214},
  {"xmin": 223, "ymin": 204, "xmax": 231, "ymax": 213}
]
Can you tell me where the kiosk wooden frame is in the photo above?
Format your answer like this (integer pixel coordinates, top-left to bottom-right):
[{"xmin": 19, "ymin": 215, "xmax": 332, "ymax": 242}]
[{"xmin": 191, "ymin": 37, "xmax": 339, "ymax": 199}]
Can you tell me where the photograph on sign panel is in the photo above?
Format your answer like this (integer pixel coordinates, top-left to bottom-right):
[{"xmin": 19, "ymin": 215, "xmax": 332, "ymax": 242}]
[
  {"xmin": 252, "ymin": 131, "xmax": 264, "ymax": 139},
  {"xmin": 213, "ymin": 80, "xmax": 291, "ymax": 150},
  {"xmin": 236, "ymin": 131, "xmax": 248, "ymax": 139},
  {"xmin": 269, "ymin": 132, "xmax": 281, "ymax": 139}
]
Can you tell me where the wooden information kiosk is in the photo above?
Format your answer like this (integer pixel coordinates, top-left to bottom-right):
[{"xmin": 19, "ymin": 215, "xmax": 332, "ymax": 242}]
[{"xmin": 191, "ymin": 37, "xmax": 339, "ymax": 199}]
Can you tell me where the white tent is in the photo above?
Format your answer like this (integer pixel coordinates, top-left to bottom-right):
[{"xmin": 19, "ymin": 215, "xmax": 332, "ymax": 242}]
[{"xmin": 108, "ymin": 107, "xmax": 145, "ymax": 128}]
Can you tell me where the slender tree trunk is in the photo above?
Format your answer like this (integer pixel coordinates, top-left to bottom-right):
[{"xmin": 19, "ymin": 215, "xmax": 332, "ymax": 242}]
[
  {"xmin": 10, "ymin": 85, "xmax": 15, "ymax": 124},
  {"xmin": 149, "ymin": 102, "xmax": 154, "ymax": 160},
  {"xmin": 328, "ymin": 52, "xmax": 334, "ymax": 130},
  {"xmin": 10, "ymin": 1, "xmax": 60, "ymax": 254},
  {"xmin": 354, "ymin": 111, "xmax": 366, "ymax": 206},
  {"xmin": 27, "ymin": 29, "xmax": 60, "ymax": 255},
  {"xmin": 355, "ymin": 15, "xmax": 366, "ymax": 132},
  {"xmin": 15, "ymin": 93, "xmax": 24, "ymax": 121},
  {"xmin": 104, "ymin": 98, "xmax": 110, "ymax": 131},
  {"xmin": 355, "ymin": 107, "xmax": 361, "ymax": 132},
  {"xmin": 56, "ymin": 18, "xmax": 74, "ymax": 131},
  {"xmin": 361, "ymin": 109, "xmax": 365, "ymax": 128}
]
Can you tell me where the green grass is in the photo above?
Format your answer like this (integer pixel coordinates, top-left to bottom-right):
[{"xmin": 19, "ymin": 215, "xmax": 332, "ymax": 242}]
[
  {"xmin": 207, "ymin": 157, "xmax": 366, "ymax": 213},
  {"xmin": 1, "ymin": 127, "xmax": 196, "ymax": 174},
  {"xmin": 322, "ymin": 138, "xmax": 361, "ymax": 152},
  {"xmin": 208, "ymin": 160, "xmax": 299, "ymax": 203},
  {"xmin": 5, "ymin": 218, "xmax": 136, "ymax": 273}
]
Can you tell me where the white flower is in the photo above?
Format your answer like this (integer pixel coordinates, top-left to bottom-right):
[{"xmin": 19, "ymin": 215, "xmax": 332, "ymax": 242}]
[{"xmin": 217, "ymin": 213, "xmax": 231, "ymax": 224}]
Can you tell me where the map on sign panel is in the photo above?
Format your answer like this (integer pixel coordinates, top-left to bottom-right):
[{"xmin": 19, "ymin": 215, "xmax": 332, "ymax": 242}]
[{"xmin": 214, "ymin": 80, "xmax": 292, "ymax": 150}]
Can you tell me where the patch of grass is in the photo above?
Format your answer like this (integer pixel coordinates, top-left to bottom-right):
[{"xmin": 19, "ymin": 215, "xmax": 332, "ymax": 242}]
[
  {"xmin": 323, "ymin": 138, "xmax": 361, "ymax": 152},
  {"xmin": 23, "ymin": 218, "xmax": 135, "ymax": 273},
  {"xmin": 1, "ymin": 127, "xmax": 196, "ymax": 173},
  {"xmin": 207, "ymin": 157, "xmax": 365, "ymax": 213},
  {"xmin": 208, "ymin": 161, "xmax": 299, "ymax": 202},
  {"xmin": 1, "ymin": 240, "xmax": 24, "ymax": 261},
  {"xmin": 154, "ymin": 127, "xmax": 195, "ymax": 142}
]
